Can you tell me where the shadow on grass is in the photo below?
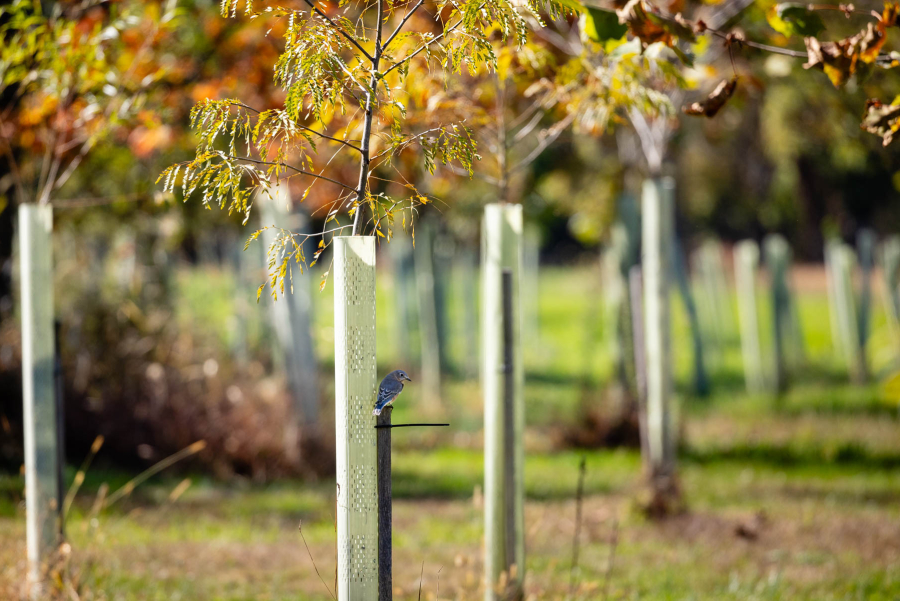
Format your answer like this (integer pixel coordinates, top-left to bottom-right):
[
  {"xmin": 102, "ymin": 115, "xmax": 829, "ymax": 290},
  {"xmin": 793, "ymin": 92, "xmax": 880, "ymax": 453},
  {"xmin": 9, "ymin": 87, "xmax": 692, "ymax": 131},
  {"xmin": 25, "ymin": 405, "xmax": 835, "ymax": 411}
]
[
  {"xmin": 778, "ymin": 483, "xmax": 900, "ymax": 507},
  {"xmin": 683, "ymin": 442, "xmax": 900, "ymax": 470}
]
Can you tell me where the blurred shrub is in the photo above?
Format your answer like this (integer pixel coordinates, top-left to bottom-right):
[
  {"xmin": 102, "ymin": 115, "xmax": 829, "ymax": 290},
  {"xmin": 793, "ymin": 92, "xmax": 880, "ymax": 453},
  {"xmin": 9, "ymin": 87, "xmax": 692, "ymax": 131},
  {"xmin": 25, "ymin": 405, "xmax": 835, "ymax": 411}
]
[{"xmin": 0, "ymin": 208, "xmax": 333, "ymax": 481}]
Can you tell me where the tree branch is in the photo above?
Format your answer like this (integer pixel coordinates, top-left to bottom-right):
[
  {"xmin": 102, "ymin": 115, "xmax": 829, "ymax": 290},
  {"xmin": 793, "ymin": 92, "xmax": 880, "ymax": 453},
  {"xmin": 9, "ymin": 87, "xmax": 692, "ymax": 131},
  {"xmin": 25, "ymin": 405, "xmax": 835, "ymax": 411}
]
[
  {"xmin": 511, "ymin": 108, "xmax": 545, "ymax": 144},
  {"xmin": 443, "ymin": 161, "xmax": 500, "ymax": 185},
  {"xmin": 300, "ymin": 0, "xmax": 376, "ymax": 63},
  {"xmin": 509, "ymin": 112, "xmax": 575, "ymax": 174},
  {"xmin": 0, "ymin": 114, "xmax": 28, "ymax": 205},
  {"xmin": 383, "ymin": 0, "xmax": 426, "ymax": 50},
  {"xmin": 351, "ymin": 0, "xmax": 385, "ymax": 235},
  {"xmin": 370, "ymin": 126, "xmax": 445, "ymax": 161},
  {"xmin": 707, "ymin": 28, "xmax": 808, "ymax": 58},
  {"xmin": 224, "ymin": 153, "xmax": 357, "ymax": 192},
  {"xmin": 383, "ymin": 4, "xmax": 481, "ymax": 76},
  {"xmin": 231, "ymin": 101, "xmax": 363, "ymax": 152}
]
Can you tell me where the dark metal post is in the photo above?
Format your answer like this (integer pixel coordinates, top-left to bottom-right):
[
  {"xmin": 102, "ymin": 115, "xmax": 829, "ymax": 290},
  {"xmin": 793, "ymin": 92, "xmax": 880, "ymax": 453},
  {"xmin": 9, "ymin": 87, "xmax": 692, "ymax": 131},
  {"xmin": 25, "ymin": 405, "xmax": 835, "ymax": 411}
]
[
  {"xmin": 53, "ymin": 319, "xmax": 65, "ymax": 539},
  {"xmin": 501, "ymin": 269, "xmax": 517, "ymax": 585},
  {"xmin": 377, "ymin": 406, "xmax": 392, "ymax": 601}
]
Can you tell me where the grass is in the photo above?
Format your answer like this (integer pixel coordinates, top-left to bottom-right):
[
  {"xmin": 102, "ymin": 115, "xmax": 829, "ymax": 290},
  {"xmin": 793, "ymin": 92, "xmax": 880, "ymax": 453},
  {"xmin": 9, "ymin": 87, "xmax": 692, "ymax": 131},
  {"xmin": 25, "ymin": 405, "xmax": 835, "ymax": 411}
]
[{"xmin": 3, "ymin": 262, "xmax": 900, "ymax": 599}]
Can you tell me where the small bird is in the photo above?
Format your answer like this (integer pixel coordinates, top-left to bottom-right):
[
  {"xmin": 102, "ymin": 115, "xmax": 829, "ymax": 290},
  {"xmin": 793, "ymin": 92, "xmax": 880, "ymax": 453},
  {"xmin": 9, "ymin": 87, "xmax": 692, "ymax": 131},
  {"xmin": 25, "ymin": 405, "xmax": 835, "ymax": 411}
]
[{"xmin": 373, "ymin": 369, "xmax": 412, "ymax": 416}]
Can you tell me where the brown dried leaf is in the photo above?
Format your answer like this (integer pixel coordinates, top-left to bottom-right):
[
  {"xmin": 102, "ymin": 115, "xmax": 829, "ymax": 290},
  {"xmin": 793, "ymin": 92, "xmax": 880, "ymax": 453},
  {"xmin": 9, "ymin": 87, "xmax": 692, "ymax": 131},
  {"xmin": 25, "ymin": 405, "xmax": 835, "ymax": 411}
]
[
  {"xmin": 861, "ymin": 98, "xmax": 900, "ymax": 146},
  {"xmin": 683, "ymin": 78, "xmax": 738, "ymax": 118},
  {"xmin": 616, "ymin": 0, "xmax": 672, "ymax": 48},
  {"xmin": 803, "ymin": 2, "xmax": 898, "ymax": 86}
]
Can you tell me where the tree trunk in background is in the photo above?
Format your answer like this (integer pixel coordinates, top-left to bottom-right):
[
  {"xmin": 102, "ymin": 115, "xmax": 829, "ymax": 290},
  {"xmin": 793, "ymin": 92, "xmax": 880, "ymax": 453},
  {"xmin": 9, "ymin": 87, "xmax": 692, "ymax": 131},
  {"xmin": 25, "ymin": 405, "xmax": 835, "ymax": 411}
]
[
  {"xmin": 414, "ymin": 220, "xmax": 441, "ymax": 407},
  {"xmin": 333, "ymin": 236, "xmax": 378, "ymax": 600},
  {"xmin": 19, "ymin": 204, "xmax": 60, "ymax": 599},
  {"xmin": 482, "ymin": 203, "xmax": 524, "ymax": 598},
  {"xmin": 260, "ymin": 187, "xmax": 320, "ymax": 427},
  {"xmin": 641, "ymin": 178, "xmax": 678, "ymax": 509},
  {"xmin": 763, "ymin": 234, "xmax": 791, "ymax": 394},
  {"xmin": 735, "ymin": 240, "xmax": 765, "ymax": 395},
  {"xmin": 673, "ymin": 238, "xmax": 709, "ymax": 397}
]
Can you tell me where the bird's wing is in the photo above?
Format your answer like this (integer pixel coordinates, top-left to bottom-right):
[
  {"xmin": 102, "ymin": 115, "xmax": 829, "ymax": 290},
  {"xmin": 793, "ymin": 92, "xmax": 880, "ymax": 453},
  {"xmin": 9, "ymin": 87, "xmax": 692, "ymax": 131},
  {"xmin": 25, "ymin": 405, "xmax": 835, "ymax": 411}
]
[{"xmin": 375, "ymin": 384, "xmax": 400, "ymax": 408}]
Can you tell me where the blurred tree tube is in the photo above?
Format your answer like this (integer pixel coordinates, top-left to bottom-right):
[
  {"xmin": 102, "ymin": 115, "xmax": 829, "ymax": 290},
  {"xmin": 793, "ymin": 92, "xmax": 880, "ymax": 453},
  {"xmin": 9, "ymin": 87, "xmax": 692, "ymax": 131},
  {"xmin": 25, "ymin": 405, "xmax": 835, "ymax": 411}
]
[
  {"xmin": 735, "ymin": 240, "xmax": 766, "ymax": 395},
  {"xmin": 522, "ymin": 224, "xmax": 541, "ymax": 354},
  {"xmin": 458, "ymin": 246, "xmax": 480, "ymax": 380},
  {"xmin": 824, "ymin": 239, "xmax": 845, "ymax": 361},
  {"xmin": 763, "ymin": 234, "xmax": 791, "ymax": 394},
  {"xmin": 260, "ymin": 186, "xmax": 320, "ymax": 427},
  {"xmin": 673, "ymin": 238, "xmax": 710, "ymax": 398},
  {"xmin": 878, "ymin": 235, "xmax": 900, "ymax": 359},
  {"xmin": 641, "ymin": 178, "xmax": 677, "ymax": 496},
  {"xmin": 832, "ymin": 244, "xmax": 868, "ymax": 383},
  {"xmin": 692, "ymin": 239, "xmax": 731, "ymax": 370},
  {"xmin": 857, "ymin": 229, "xmax": 876, "ymax": 351},
  {"xmin": 414, "ymin": 219, "xmax": 442, "ymax": 407},
  {"xmin": 482, "ymin": 203, "xmax": 524, "ymax": 599},
  {"xmin": 18, "ymin": 204, "xmax": 60, "ymax": 599},
  {"xmin": 388, "ymin": 234, "xmax": 414, "ymax": 366}
]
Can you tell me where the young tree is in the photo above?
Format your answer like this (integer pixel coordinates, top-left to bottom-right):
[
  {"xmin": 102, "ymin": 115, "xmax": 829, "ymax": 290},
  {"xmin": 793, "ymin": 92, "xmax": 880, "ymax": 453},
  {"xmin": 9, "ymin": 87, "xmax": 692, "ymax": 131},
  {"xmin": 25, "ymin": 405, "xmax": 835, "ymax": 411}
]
[
  {"xmin": 555, "ymin": 0, "xmax": 900, "ymax": 515},
  {"xmin": 160, "ymin": 0, "xmax": 572, "ymax": 295}
]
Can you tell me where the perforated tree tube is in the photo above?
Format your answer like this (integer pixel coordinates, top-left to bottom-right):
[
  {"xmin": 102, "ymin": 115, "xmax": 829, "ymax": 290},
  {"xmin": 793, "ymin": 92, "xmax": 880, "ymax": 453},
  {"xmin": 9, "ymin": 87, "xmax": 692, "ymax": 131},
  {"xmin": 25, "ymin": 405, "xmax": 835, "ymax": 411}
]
[{"xmin": 334, "ymin": 236, "xmax": 378, "ymax": 600}]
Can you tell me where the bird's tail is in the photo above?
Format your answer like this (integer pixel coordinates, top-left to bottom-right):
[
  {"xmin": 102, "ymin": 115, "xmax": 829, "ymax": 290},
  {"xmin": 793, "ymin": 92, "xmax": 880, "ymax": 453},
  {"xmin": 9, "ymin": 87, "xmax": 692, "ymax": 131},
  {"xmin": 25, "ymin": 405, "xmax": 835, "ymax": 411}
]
[{"xmin": 372, "ymin": 407, "xmax": 381, "ymax": 416}]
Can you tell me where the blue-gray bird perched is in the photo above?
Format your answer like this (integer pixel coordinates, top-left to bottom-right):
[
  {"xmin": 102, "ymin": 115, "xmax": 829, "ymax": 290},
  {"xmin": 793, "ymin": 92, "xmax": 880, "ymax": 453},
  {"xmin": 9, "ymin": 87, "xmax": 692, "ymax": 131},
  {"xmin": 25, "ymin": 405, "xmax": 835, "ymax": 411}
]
[{"xmin": 373, "ymin": 369, "xmax": 412, "ymax": 416}]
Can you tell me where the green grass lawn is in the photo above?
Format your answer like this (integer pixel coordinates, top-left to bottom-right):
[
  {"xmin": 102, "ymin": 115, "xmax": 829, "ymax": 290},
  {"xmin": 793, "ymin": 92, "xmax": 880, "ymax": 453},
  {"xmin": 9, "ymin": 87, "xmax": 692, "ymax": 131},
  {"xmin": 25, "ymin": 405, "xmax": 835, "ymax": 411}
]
[{"xmin": 3, "ymin": 263, "xmax": 900, "ymax": 599}]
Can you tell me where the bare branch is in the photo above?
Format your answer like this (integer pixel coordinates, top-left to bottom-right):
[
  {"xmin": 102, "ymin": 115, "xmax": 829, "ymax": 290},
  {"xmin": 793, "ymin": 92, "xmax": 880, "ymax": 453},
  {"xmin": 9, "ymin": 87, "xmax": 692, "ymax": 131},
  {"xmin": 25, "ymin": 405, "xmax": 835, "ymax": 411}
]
[
  {"xmin": 509, "ymin": 112, "xmax": 575, "ymax": 174},
  {"xmin": 511, "ymin": 108, "xmax": 545, "ymax": 144}
]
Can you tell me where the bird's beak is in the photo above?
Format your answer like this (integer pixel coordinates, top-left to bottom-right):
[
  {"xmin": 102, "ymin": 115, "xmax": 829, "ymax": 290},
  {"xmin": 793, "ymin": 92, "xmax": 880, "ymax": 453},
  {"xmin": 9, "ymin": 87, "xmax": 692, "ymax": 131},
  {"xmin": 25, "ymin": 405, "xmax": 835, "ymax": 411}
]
[{"xmin": 404, "ymin": 375, "xmax": 413, "ymax": 382}]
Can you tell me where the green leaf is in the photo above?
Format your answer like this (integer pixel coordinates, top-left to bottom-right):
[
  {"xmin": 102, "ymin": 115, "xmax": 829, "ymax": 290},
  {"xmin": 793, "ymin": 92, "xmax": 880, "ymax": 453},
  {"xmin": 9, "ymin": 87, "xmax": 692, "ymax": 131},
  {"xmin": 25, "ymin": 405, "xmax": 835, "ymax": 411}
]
[
  {"xmin": 554, "ymin": 0, "xmax": 586, "ymax": 13},
  {"xmin": 767, "ymin": 3, "xmax": 825, "ymax": 38},
  {"xmin": 582, "ymin": 7, "xmax": 627, "ymax": 43}
]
